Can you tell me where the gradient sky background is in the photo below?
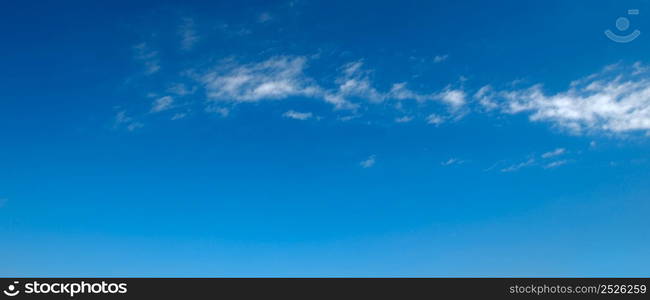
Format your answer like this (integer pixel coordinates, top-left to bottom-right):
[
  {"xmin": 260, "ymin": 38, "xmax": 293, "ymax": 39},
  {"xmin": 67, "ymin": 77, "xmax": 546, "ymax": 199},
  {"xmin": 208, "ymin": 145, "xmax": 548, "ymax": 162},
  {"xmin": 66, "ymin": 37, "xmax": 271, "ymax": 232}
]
[{"xmin": 1, "ymin": 0, "xmax": 650, "ymax": 276}]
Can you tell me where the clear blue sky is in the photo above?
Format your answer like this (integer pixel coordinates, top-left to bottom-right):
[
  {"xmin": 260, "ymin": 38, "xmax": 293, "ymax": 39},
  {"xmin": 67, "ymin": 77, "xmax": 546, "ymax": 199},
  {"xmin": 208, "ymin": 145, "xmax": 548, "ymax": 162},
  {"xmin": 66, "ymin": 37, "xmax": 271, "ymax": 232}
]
[{"xmin": 1, "ymin": 0, "xmax": 649, "ymax": 276}]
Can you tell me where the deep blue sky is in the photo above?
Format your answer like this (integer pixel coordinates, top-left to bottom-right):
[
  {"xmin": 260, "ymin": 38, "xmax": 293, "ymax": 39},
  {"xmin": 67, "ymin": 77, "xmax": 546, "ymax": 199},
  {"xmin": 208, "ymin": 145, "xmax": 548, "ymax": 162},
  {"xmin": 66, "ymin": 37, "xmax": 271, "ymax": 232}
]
[{"xmin": 1, "ymin": 0, "xmax": 650, "ymax": 276}]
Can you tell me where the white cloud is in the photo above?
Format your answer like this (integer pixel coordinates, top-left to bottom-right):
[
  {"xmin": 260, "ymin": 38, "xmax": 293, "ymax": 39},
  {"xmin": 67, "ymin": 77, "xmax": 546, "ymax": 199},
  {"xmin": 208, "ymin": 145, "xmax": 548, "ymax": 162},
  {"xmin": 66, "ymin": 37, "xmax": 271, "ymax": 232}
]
[
  {"xmin": 321, "ymin": 93, "xmax": 360, "ymax": 110},
  {"xmin": 501, "ymin": 158, "xmax": 535, "ymax": 172},
  {"xmin": 127, "ymin": 123, "xmax": 144, "ymax": 131},
  {"xmin": 338, "ymin": 114, "xmax": 360, "ymax": 121},
  {"xmin": 441, "ymin": 158, "xmax": 463, "ymax": 166},
  {"xmin": 474, "ymin": 85, "xmax": 498, "ymax": 111},
  {"xmin": 389, "ymin": 82, "xmax": 466, "ymax": 111},
  {"xmin": 388, "ymin": 82, "xmax": 428, "ymax": 102},
  {"xmin": 388, "ymin": 86, "xmax": 467, "ymax": 124},
  {"xmin": 395, "ymin": 116, "xmax": 413, "ymax": 123},
  {"xmin": 426, "ymin": 114, "xmax": 445, "ymax": 125},
  {"xmin": 544, "ymin": 160, "xmax": 568, "ymax": 169},
  {"xmin": 632, "ymin": 61, "xmax": 649, "ymax": 75},
  {"xmin": 499, "ymin": 148, "xmax": 572, "ymax": 172},
  {"xmin": 151, "ymin": 96, "xmax": 174, "ymax": 113},
  {"xmin": 114, "ymin": 111, "xmax": 130, "ymax": 124},
  {"xmin": 335, "ymin": 61, "xmax": 385, "ymax": 103},
  {"xmin": 205, "ymin": 105, "xmax": 230, "ymax": 117},
  {"xmin": 197, "ymin": 58, "xmax": 357, "ymax": 110},
  {"xmin": 114, "ymin": 111, "xmax": 143, "ymax": 131},
  {"xmin": 133, "ymin": 43, "xmax": 160, "ymax": 75},
  {"xmin": 179, "ymin": 18, "xmax": 199, "ymax": 50},
  {"xmin": 283, "ymin": 110, "xmax": 313, "ymax": 120},
  {"xmin": 437, "ymin": 88, "xmax": 466, "ymax": 108},
  {"xmin": 482, "ymin": 63, "xmax": 650, "ymax": 134},
  {"xmin": 433, "ymin": 54, "xmax": 449, "ymax": 63},
  {"xmin": 200, "ymin": 56, "xmax": 323, "ymax": 103},
  {"xmin": 168, "ymin": 83, "xmax": 196, "ymax": 96},
  {"xmin": 195, "ymin": 56, "xmax": 467, "ymax": 114},
  {"xmin": 360, "ymin": 155, "xmax": 376, "ymax": 168},
  {"xmin": 541, "ymin": 148, "xmax": 566, "ymax": 158},
  {"xmin": 171, "ymin": 113, "xmax": 187, "ymax": 120}
]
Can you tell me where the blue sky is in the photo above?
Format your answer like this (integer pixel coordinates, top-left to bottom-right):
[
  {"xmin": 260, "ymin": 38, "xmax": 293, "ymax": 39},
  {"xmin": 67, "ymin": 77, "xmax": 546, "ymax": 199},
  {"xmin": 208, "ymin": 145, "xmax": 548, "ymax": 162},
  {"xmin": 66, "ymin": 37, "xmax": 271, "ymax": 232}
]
[{"xmin": 1, "ymin": 0, "xmax": 650, "ymax": 276}]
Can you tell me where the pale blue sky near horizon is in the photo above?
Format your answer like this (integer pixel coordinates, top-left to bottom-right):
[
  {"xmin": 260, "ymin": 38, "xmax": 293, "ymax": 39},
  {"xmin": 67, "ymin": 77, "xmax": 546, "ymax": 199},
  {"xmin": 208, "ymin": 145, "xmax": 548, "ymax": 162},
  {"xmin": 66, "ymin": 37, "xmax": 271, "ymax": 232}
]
[{"xmin": 1, "ymin": 0, "xmax": 649, "ymax": 276}]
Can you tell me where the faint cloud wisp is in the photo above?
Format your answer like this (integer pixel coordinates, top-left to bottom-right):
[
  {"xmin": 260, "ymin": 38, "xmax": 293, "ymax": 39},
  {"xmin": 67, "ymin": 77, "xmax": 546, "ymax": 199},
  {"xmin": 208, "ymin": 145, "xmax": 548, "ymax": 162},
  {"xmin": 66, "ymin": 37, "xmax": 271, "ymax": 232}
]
[{"xmin": 360, "ymin": 155, "xmax": 377, "ymax": 168}]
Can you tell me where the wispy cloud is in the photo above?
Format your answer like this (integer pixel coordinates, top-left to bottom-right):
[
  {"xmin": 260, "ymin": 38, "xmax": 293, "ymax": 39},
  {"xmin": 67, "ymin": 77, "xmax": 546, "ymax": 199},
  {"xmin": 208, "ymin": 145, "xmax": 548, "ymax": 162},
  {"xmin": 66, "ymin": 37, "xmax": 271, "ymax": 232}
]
[
  {"xmin": 283, "ymin": 110, "xmax": 313, "ymax": 120},
  {"xmin": 179, "ymin": 17, "xmax": 199, "ymax": 50},
  {"xmin": 501, "ymin": 158, "xmax": 535, "ymax": 172},
  {"xmin": 218, "ymin": 23, "xmax": 252, "ymax": 37},
  {"xmin": 334, "ymin": 61, "xmax": 385, "ymax": 103},
  {"xmin": 360, "ymin": 155, "xmax": 376, "ymax": 168},
  {"xmin": 433, "ymin": 54, "xmax": 449, "ymax": 63},
  {"xmin": 437, "ymin": 88, "xmax": 466, "ymax": 108},
  {"xmin": 171, "ymin": 112, "xmax": 187, "ymax": 120},
  {"xmin": 167, "ymin": 83, "xmax": 196, "ymax": 96},
  {"xmin": 474, "ymin": 85, "xmax": 498, "ymax": 111},
  {"xmin": 196, "ymin": 56, "xmax": 467, "ymax": 113},
  {"xmin": 338, "ymin": 114, "xmax": 360, "ymax": 121},
  {"xmin": 151, "ymin": 96, "xmax": 174, "ymax": 113},
  {"xmin": 441, "ymin": 158, "xmax": 463, "ymax": 166},
  {"xmin": 426, "ymin": 114, "xmax": 445, "ymax": 125},
  {"xmin": 500, "ymin": 147, "xmax": 572, "ymax": 172},
  {"xmin": 133, "ymin": 43, "xmax": 160, "ymax": 75},
  {"xmin": 200, "ymin": 56, "xmax": 322, "ymax": 103},
  {"xmin": 480, "ymin": 63, "xmax": 650, "ymax": 134},
  {"xmin": 541, "ymin": 148, "xmax": 566, "ymax": 158},
  {"xmin": 544, "ymin": 160, "xmax": 568, "ymax": 169},
  {"xmin": 205, "ymin": 105, "xmax": 230, "ymax": 117},
  {"xmin": 389, "ymin": 82, "xmax": 466, "ymax": 110},
  {"xmin": 114, "ymin": 111, "xmax": 143, "ymax": 131},
  {"xmin": 395, "ymin": 116, "xmax": 413, "ymax": 123}
]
